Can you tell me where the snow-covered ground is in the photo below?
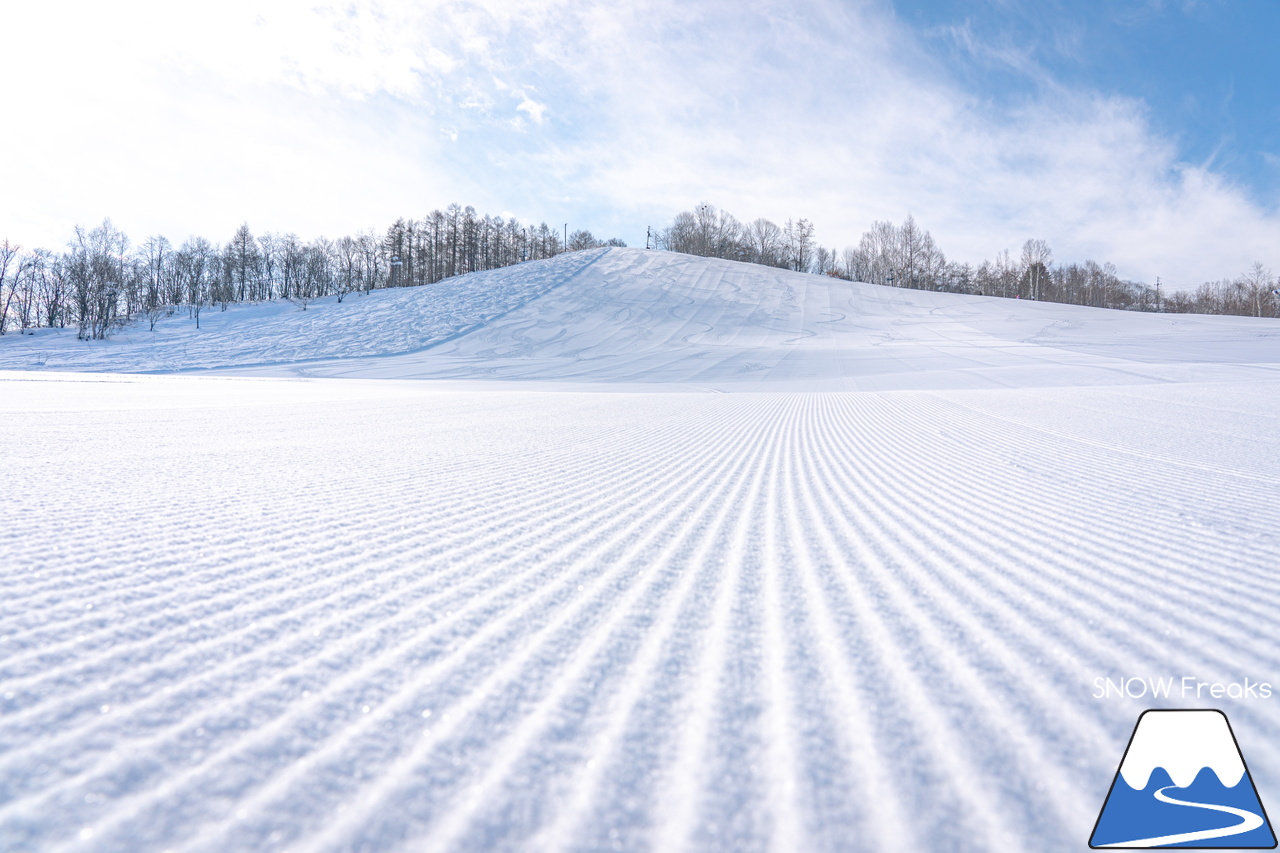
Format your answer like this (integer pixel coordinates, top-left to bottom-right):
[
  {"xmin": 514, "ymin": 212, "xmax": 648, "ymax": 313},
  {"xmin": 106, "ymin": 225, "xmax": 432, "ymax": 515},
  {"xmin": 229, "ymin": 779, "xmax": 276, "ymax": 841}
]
[
  {"xmin": 0, "ymin": 250, "xmax": 609, "ymax": 376},
  {"xmin": 4, "ymin": 248, "xmax": 1278, "ymax": 389},
  {"xmin": 3, "ymin": 248, "xmax": 1280, "ymax": 851}
]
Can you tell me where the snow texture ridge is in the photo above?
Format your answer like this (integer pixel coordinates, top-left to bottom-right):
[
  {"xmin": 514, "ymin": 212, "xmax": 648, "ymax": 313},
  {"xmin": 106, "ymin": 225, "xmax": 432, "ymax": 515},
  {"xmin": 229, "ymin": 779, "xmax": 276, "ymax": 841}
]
[{"xmin": 3, "ymin": 250, "xmax": 1280, "ymax": 851}]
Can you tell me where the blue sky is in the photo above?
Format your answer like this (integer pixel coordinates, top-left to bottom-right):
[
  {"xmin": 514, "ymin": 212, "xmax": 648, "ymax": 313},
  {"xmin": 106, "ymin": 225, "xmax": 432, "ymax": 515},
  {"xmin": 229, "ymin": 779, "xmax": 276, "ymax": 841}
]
[
  {"xmin": 3, "ymin": 0, "xmax": 1276, "ymax": 286},
  {"xmin": 900, "ymin": 0, "xmax": 1280, "ymax": 207}
]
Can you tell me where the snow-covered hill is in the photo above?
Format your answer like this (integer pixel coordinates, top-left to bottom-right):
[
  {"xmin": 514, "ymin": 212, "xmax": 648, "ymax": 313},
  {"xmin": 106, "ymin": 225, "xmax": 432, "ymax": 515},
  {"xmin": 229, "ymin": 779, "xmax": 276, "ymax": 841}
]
[
  {"xmin": 0, "ymin": 249, "xmax": 609, "ymax": 376},
  {"xmin": 4, "ymin": 250, "xmax": 1280, "ymax": 852},
  {"xmin": 3, "ymin": 247, "xmax": 1278, "ymax": 389}
]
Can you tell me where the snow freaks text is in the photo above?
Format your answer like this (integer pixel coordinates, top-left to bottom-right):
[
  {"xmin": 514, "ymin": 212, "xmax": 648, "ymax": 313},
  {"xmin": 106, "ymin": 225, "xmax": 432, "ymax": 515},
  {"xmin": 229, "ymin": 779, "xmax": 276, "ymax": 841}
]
[{"xmin": 1092, "ymin": 676, "xmax": 1273, "ymax": 701}]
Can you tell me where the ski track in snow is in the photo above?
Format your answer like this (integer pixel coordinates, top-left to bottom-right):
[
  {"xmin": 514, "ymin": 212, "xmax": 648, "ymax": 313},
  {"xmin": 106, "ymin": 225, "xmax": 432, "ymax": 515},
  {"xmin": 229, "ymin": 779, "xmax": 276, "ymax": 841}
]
[{"xmin": 3, "ymin": 249, "xmax": 1280, "ymax": 852}]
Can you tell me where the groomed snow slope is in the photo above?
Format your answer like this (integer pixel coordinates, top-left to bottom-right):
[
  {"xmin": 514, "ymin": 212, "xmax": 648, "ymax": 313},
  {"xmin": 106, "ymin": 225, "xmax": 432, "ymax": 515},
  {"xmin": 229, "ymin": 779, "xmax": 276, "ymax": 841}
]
[
  {"xmin": 282, "ymin": 249, "xmax": 1280, "ymax": 389},
  {"xmin": 4, "ymin": 247, "xmax": 1278, "ymax": 389},
  {"xmin": 3, "ymin": 250, "xmax": 1280, "ymax": 852}
]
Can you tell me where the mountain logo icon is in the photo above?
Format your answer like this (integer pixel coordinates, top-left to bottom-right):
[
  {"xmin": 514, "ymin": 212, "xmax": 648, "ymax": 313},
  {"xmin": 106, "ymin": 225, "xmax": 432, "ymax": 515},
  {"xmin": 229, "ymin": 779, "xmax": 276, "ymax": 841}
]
[{"xmin": 1090, "ymin": 709, "xmax": 1277, "ymax": 848}]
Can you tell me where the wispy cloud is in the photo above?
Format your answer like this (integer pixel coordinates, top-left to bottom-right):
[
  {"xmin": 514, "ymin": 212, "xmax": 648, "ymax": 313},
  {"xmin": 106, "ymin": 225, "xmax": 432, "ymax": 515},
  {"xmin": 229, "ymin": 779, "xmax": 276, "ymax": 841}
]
[
  {"xmin": 515, "ymin": 92, "xmax": 548, "ymax": 125},
  {"xmin": 1, "ymin": 0, "xmax": 1274, "ymax": 284}
]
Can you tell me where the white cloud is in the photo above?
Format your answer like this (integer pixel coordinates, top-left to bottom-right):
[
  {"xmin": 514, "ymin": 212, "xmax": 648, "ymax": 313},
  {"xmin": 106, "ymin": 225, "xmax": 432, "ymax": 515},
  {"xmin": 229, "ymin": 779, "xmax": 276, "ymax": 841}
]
[
  {"xmin": 1, "ymin": 0, "xmax": 1275, "ymax": 285},
  {"xmin": 515, "ymin": 93, "xmax": 548, "ymax": 124},
  {"xmin": 475, "ymin": 0, "xmax": 1276, "ymax": 284}
]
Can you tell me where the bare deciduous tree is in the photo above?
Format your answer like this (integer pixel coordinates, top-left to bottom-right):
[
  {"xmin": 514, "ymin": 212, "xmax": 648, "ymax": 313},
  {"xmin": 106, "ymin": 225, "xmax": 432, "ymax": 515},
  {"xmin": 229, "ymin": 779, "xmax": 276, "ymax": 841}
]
[
  {"xmin": 0, "ymin": 239, "xmax": 20, "ymax": 336},
  {"xmin": 1020, "ymin": 239, "xmax": 1053, "ymax": 301},
  {"xmin": 176, "ymin": 236, "xmax": 214, "ymax": 330}
]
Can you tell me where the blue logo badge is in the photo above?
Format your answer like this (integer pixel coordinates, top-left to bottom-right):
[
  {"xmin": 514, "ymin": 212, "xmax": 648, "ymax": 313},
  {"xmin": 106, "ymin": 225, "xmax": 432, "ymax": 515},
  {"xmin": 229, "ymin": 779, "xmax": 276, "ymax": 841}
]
[{"xmin": 1091, "ymin": 709, "xmax": 1276, "ymax": 848}]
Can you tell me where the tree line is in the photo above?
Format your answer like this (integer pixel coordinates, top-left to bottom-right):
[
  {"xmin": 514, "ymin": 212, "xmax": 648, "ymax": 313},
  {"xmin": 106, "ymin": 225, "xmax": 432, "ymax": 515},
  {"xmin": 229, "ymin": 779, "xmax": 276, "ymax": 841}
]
[
  {"xmin": 656, "ymin": 203, "xmax": 1279, "ymax": 318},
  {"xmin": 0, "ymin": 204, "xmax": 624, "ymax": 338},
  {"xmin": 4, "ymin": 201, "xmax": 1276, "ymax": 339}
]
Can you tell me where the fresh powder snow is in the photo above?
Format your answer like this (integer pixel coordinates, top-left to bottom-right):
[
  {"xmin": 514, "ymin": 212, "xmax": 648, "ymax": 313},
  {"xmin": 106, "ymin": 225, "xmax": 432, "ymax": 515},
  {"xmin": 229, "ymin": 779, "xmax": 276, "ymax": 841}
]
[{"xmin": 3, "ymin": 248, "xmax": 1280, "ymax": 852}]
